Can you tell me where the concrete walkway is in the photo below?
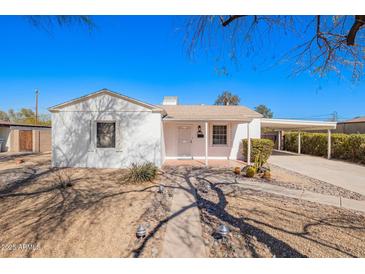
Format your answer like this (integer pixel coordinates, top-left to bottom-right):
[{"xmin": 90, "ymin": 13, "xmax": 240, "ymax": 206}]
[
  {"xmin": 235, "ymin": 178, "xmax": 365, "ymax": 213},
  {"xmin": 269, "ymin": 150, "xmax": 365, "ymax": 196},
  {"xmin": 161, "ymin": 172, "xmax": 206, "ymax": 258}
]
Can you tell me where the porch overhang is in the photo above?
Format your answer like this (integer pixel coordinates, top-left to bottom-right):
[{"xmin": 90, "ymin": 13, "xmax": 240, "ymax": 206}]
[{"xmin": 162, "ymin": 118, "xmax": 254, "ymax": 122}]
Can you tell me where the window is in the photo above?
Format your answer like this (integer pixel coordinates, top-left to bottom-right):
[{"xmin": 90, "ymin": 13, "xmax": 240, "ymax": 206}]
[
  {"xmin": 97, "ymin": 122, "xmax": 116, "ymax": 148},
  {"xmin": 212, "ymin": 125, "xmax": 227, "ymax": 145}
]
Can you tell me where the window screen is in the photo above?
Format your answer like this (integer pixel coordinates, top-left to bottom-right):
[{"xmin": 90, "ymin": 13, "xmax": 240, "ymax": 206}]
[
  {"xmin": 212, "ymin": 125, "xmax": 227, "ymax": 145},
  {"xmin": 97, "ymin": 122, "xmax": 116, "ymax": 148}
]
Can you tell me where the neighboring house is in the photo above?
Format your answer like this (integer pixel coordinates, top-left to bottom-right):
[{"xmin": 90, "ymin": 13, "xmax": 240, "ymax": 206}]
[
  {"xmin": 49, "ymin": 89, "xmax": 262, "ymax": 168},
  {"xmin": 334, "ymin": 116, "xmax": 365, "ymax": 134},
  {"xmin": 0, "ymin": 120, "xmax": 51, "ymax": 153}
]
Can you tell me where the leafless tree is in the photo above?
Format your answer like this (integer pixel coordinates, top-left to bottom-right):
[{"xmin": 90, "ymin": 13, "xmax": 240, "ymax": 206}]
[
  {"xmin": 185, "ymin": 16, "xmax": 365, "ymax": 80},
  {"xmin": 25, "ymin": 16, "xmax": 94, "ymax": 33}
]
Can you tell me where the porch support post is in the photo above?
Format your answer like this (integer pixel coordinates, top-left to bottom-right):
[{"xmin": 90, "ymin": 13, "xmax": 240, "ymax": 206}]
[
  {"xmin": 205, "ymin": 122, "xmax": 208, "ymax": 166},
  {"xmin": 297, "ymin": 131, "xmax": 301, "ymax": 154},
  {"xmin": 277, "ymin": 130, "xmax": 281, "ymax": 150},
  {"xmin": 327, "ymin": 129, "xmax": 331, "ymax": 159},
  {"xmin": 247, "ymin": 122, "xmax": 251, "ymax": 165}
]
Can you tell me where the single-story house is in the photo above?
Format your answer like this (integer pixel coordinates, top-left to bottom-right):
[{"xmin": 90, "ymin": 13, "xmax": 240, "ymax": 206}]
[
  {"xmin": 49, "ymin": 89, "xmax": 262, "ymax": 168},
  {"xmin": 0, "ymin": 120, "xmax": 51, "ymax": 153},
  {"xmin": 49, "ymin": 89, "xmax": 337, "ymax": 168},
  {"xmin": 334, "ymin": 116, "xmax": 365, "ymax": 134}
]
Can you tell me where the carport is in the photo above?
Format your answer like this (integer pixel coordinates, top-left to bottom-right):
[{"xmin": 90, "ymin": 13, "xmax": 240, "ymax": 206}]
[{"xmin": 261, "ymin": 118, "xmax": 337, "ymax": 159}]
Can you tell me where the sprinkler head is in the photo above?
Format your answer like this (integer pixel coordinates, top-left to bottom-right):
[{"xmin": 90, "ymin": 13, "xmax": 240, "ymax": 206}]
[{"xmin": 136, "ymin": 224, "xmax": 147, "ymax": 238}]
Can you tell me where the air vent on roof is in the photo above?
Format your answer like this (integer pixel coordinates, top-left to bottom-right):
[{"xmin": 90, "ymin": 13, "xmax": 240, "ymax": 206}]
[{"xmin": 162, "ymin": 96, "xmax": 179, "ymax": 105}]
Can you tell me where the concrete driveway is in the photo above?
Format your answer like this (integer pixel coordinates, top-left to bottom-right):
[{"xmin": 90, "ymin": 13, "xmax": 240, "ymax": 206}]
[{"xmin": 269, "ymin": 150, "xmax": 365, "ymax": 196}]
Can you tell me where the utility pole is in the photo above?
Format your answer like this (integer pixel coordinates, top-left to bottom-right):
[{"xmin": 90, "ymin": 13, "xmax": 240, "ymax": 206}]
[
  {"xmin": 35, "ymin": 89, "xmax": 39, "ymax": 125},
  {"xmin": 331, "ymin": 111, "xmax": 338, "ymax": 122}
]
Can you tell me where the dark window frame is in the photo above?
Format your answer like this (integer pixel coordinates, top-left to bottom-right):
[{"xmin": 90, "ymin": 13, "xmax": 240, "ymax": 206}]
[
  {"xmin": 212, "ymin": 125, "xmax": 228, "ymax": 146},
  {"xmin": 96, "ymin": 121, "xmax": 116, "ymax": 148}
]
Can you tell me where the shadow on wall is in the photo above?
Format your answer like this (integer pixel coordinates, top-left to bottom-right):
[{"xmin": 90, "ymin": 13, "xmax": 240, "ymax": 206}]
[{"xmin": 53, "ymin": 95, "xmax": 161, "ymax": 168}]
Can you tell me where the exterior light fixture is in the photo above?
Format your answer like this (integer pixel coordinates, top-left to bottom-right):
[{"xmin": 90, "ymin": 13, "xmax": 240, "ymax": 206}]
[
  {"xmin": 197, "ymin": 125, "xmax": 204, "ymax": 138},
  {"xmin": 216, "ymin": 224, "xmax": 230, "ymax": 238},
  {"xmin": 158, "ymin": 185, "xmax": 165, "ymax": 193},
  {"xmin": 136, "ymin": 225, "xmax": 147, "ymax": 238}
]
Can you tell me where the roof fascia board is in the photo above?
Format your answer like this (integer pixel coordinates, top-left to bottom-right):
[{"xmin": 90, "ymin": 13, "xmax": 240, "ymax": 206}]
[{"xmin": 48, "ymin": 89, "xmax": 165, "ymax": 114}]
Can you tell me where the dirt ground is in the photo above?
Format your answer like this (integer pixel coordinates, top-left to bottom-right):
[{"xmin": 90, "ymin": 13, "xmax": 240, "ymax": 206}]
[
  {"xmin": 2, "ymin": 153, "xmax": 365, "ymax": 258},
  {"xmin": 187, "ymin": 167, "xmax": 365, "ymax": 258},
  {"xmin": 0, "ymin": 153, "xmax": 172, "ymax": 258}
]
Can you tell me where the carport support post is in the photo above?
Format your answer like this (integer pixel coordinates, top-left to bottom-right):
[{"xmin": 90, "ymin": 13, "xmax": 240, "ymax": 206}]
[
  {"xmin": 297, "ymin": 131, "xmax": 301, "ymax": 154},
  {"xmin": 277, "ymin": 130, "xmax": 281, "ymax": 150},
  {"xmin": 327, "ymin": 129, "xmax": 331, "ymax": 159},
  {"xmin": 247, "ymin": 122, "xmax": 251, "ymax": 165},
  {"xmin": 205, "ymin": 122, "xmax": 208, "ymax": 166}
]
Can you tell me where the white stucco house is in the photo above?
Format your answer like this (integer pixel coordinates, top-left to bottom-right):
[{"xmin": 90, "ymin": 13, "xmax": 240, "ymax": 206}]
[
  {"xmin": 49, "ymin": 89, "xmax": 263, "ymax": 168},
  {"xmin": 49, "ymin": 89, "xmax": 337, "ymax": 168}
]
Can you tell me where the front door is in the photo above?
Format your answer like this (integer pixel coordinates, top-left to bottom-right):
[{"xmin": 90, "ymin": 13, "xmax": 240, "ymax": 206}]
[{"xmin": 178, "ymin": 126, "xmax": 192, "ymax": 158}]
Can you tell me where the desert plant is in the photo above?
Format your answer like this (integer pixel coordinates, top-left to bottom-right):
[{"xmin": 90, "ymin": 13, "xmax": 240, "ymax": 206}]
[
  {"xmin": 254, "ymin": 152, "xmax": 266, "ymax": 170},
  {"xmin": 242, "ymin": 138, "xmax": 274, "ymax": 164},
  {"xmin": 245, "ymin": 166, "xmax": 256, "ymax": 178},
  {"xmin": 125, "ymin": 162, "xmax": 158, "ymax": 183},
  {"xmin": 53, "ymin": 169, "xmax": 74, "ymax": 188}
]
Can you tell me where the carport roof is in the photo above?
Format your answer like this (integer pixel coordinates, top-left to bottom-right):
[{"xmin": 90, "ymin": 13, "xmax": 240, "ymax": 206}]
[{"xmin": 261, "ymin": 118, "xmax": 337, "ymax": 130}]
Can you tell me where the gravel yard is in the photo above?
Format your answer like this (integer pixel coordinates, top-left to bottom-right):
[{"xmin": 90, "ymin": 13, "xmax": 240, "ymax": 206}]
[
  {"xmin": 194, "ymin": 174, "xmax": 365, "ymax": 258},
  {"xmin": 173, "ymin": 166, "xmax": 365, "ymax": 258},
  {"xmin": 268, "ymin": 164, "xmax": 365, "ymax": 200},
  {"xmin": 0, "ymin": 153, "xmax": 172, "ymax": 258}
]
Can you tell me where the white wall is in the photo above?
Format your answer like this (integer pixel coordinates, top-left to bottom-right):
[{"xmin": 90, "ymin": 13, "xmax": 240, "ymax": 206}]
[
  {"xmin": 0, "ymin": 127, "xmax": 11, "ymax": 152},
  {"xmin": 52, "ymin": 94, "xmax": 163, "ymax": 168},
  {"xmin": 163, "ymin": 118, "xmax": 261, "ymax": 160}
]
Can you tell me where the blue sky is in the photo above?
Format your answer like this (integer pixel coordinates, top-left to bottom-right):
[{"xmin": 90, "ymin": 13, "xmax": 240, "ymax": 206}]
[{"xmin": 0, "ymin": 15, "xmax": 364, "ymax": 121}]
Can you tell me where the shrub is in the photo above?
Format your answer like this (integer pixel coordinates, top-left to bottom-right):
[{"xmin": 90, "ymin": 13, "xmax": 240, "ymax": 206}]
[
  {"xmin": 125, "ymin": 162, "xmax": 158, "ymax": 183},
  {"xmin": 52, "ymin": 169, "xmax": 74, "ymax": 188},
  {"xmin": 284, "ymin": 132, "xmax": 365, "ymax": 164},
  {"xmin": 242, "ymin": 138, "xmax": 274, "ymax": 164},
  {"xmin": 245, "ymin": 166, "xmax": 256, "ymax": 178}
]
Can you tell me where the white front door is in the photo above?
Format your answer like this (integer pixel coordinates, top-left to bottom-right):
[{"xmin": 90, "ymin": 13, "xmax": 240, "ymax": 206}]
[{"xmin": 178, "ymin": 126, "xmax": 192, "ymax": 158}]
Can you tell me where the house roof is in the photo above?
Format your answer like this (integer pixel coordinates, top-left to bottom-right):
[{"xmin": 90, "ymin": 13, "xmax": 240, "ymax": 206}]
[
  {"xmin": 339, "ymin": 116, "xmax": 365, "ymax": 124},
  {"xmin": 48, "ymin": 89, "xmax": 165, "ymax": 113},
  {"xmin": 160, "ymin": 105, "xmax": 263, "ymax": 121},
  {"xmin": 0, "ymin": 120, "xmax": 51, "ymax": 128}
]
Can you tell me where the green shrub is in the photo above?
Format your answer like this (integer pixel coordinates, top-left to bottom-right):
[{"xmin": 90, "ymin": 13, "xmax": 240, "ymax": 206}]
[
  {"xmin": 125, "ymin": 162, "xmax": 158, "ymax": 183},
  {"xmin": 284, "ymin": 132, "xmax": 365, "ymax": 164},
  {"xmin": 242, "ymin": 138, "xmax": 274, "ymax": 164},
  {"xmin": 245, "ymin": 166, "xmax": 256, "ymax": 178}
]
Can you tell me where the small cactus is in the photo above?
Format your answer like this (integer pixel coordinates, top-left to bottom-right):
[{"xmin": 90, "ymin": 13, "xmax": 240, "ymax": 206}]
[{"xmin": 245, "ymin": 166, "xmax": 256, "ymax": 178}]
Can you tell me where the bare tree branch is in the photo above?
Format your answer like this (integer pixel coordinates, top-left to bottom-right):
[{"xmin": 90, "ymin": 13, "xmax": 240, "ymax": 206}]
[
  {"xmin": 222, "ymin": 15, "xmax": 246, "ymax": 27},
  {"xmin": 347, "ymin": 15, "xmax": 365, "ymax": 45}
]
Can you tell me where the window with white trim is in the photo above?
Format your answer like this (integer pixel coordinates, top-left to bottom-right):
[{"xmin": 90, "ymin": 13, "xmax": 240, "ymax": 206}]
[
  {"xmin": 212, "ymin": 125, "xmax": 227, "ymax": 145},
  {"xmin": 97, "ymin": 122, "xmax": 116, "ymax": 148}
]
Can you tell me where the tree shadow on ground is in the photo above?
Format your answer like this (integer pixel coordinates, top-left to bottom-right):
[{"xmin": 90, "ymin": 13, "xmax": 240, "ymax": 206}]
[
  {"xmin": 0, "ymin": 165, "xmax": 160, "ymax": 257},
  {"xmin": 133, "ymin": 166, "xmax": 365, "ymax": 258}
]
